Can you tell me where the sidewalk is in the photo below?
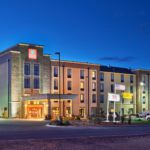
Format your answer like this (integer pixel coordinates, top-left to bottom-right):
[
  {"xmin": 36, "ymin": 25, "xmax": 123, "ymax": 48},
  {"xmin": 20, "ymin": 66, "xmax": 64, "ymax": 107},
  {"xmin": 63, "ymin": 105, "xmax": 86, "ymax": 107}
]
[{"xmin": 0, "ymin": 118, "xmax": 45, "ymax": 121}]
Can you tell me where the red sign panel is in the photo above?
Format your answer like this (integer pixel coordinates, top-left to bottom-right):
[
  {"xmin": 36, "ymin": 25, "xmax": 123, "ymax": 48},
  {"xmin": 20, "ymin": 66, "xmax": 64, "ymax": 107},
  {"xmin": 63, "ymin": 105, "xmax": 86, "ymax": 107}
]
[{"xmin": 28, "ymin": 48, "xmax": 37, "ymax": 60}]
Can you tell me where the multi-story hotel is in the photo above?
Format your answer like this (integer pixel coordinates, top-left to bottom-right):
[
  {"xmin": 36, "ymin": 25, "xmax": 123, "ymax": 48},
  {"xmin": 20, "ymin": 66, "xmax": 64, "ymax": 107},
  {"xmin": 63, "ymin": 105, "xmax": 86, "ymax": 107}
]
[
  {"xmin": 0, "ymin": 43, "xmax": 99, "ymax": 119},
  {"xmin": 135, "ymin": 70, "xmax": 150, "ymax": 113},
  {"xmin": 99, "ymin": 65, "xmax": 136, "ymax": 115},
  {"xmin": 0, "ymin": 43, "xmax": 150, "ymax": 119}
]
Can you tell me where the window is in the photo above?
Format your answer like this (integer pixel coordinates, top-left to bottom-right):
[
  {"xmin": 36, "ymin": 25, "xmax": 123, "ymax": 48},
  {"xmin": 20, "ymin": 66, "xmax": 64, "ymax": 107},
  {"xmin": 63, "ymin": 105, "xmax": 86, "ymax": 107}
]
[
  {"xmin": 111, "ymin": 73, "xmax": 114, "ymax": 82},
  {"xmin": 143, "ymin": 96, "xmax": 146, "ymax": 104},
  {"xmin": 92, "ymin": 94, "xmax": 96, "ymax": 103},
  {"xmin": 92, "ymin": 71, "xmax": 96, "ymax": 80},
  {"xmin": 143, "ymin": 86, "xmax": 146, "ymax": 93},
  {"xmin": 92, "ymin": 82, "xmax": 96, "ymax": 91},
  {"xmin": 67, "ymin": 69, "xmax": 72, "ymax": 78},
  {"xmin": 121, "ymin": 74, "xmax": 124, "ymax": 82},
  {"xmin": 34, "ymin": 78, "xmax": 39, "ymax": 89},
  {"xmin": 100, "ymin": 95, "xmax": 104, "ymax": 103},
  {"xmin": 130, "ymin": 75, "xmax": 134, "ymax": 83},
  {"xmin": 100, "ymin": 72, "xmax": 104, "ymax": 81},
  {"xmin": 80, "ymin": 70, "xmax": 84, "ymax": 79},
  {"xmin": 100, "ymin": 83, "xmax": 104, "ymax": 92},
  {"xmin": 34, "ymin": 64, "xmax": 39, "ymax": 76},
  {"xmin": 54, "ymin": 67, "xmax": 58, "ymax": 77},
  {"xmin": 80, "ymin": 82, "xmax": 84, "ymax": 91},
  {"xmin": 143, "ymin": 76, "xmax": 146, "ymax": 83},
  {"xmin": 130, "ymin": 85, "xmax": 134, "ymax": 93},
  {"xmin": 79, "ymin": 108, "xmax": 85, "ymax": 118},
  {"xmin": 67, "ymin": 81, "xmax": 72, "ymax": 90},
  {"xmin": 54, "ymin": 79, "xmax": 58, "ymax": 90},
  {"xmin": 80, "ymin": 94, "xmax": 84, "ymax": 103},
  {"xmin": 24, "ymin": 78, "xmax": 30, "ymax": 88},
  {"xmin": 24, "ymin": 63, "xmax": 30, "ymax": 75},
  {"xmin": 111, "ymin": 84, "xmax": 114, "ymax": 93}
]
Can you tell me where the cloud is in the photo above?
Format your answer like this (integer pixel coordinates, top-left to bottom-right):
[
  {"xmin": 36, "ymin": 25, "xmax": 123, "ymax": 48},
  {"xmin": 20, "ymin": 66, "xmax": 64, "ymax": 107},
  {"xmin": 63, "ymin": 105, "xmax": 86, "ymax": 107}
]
[{"xmin": 98, "ymin": 56, "xmax": 135, "ymax": 62}]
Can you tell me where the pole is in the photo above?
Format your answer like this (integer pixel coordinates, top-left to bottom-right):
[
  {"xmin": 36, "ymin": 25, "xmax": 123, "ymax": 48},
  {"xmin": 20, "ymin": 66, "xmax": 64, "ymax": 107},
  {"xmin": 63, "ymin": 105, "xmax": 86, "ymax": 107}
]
[
  {"xmin": 58, "ymin": 53, "xmax": 61, "ymax": 117},
  {"xmin": 120, "ymin": 91, "xmax": 123, "ymax": 117},
  {"xmin": 113, "ymin": 84, "xmax": 116, "ymax": 123},
  {"xmin": 106, "ymin": 97, "xmax": 109, "ymax": 122},
  {"xmin": 148, "ymin": 73, "xmax": 150, "ymax": 110},
  {"xmin": 113, "ymin": 101, "xmax": 116, "ymax": 122},
  {"xmin": 87, "ymin": 67, "xmax": 90, "ymax": 118}
]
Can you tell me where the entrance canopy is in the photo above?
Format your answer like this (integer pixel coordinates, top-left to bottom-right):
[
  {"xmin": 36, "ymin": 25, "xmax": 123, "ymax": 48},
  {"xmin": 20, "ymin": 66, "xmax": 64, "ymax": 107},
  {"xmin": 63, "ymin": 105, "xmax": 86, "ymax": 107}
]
[{"xmin": 22, "ymin": 94, "xmax": 77, "ymax": 101}]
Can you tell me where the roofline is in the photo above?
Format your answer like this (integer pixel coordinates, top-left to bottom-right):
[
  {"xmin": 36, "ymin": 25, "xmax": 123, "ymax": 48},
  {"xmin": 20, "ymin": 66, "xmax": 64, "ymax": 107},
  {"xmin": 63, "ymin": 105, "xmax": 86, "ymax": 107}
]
[
  {"xmin": 18, "ymin": 43, "xmax": 44, "ymax": 48},
  {"xmin": 51, "ymin": 59, "xmax": 100, "ymax": 66},
  {"xmin": 135, "ymin": 69, "xmax": 150, "ymax": 72},
  {"xmin": 0, "ymin": 43, "xmax": 44, "ymax": 55}
]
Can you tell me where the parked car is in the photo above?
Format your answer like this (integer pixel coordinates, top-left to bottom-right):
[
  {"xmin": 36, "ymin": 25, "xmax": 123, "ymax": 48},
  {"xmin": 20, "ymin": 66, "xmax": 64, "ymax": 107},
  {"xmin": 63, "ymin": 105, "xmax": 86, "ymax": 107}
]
[
  {"xmin": 137, "ymin": 111, "xmax": 150, "ymax": 120},
  {"xmin": 146, "ymin": 115, "xmax": 150, "ymax": 120}
]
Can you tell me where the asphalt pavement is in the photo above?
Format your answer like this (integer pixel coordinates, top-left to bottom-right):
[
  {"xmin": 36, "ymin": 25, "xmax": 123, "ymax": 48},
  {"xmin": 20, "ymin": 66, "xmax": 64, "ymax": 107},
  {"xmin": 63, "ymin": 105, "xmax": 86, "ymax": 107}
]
[{"xmin": 0, "ymin": 119, "xmax": 150, "ymax": 140}]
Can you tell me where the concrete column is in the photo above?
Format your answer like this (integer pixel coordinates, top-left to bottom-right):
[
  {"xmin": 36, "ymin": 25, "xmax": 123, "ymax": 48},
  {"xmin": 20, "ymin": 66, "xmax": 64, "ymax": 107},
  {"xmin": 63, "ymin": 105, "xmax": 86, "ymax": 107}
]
[{"xmin": 48, "ymin": 99, "xmax": 51, "ymax": 119}]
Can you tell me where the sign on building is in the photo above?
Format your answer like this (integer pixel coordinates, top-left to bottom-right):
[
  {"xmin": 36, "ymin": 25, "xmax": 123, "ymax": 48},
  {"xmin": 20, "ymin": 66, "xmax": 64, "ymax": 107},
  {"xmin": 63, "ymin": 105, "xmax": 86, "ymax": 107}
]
[
  {"xmin": 108, "ymin": 93, "xmax": 120, "ymax": 102},
  {"xmin": 28, "ymin": 48, "xmax": 37, "ymax": 60},
  {"xmin": 122, "ymin": 92, "xmax": 133, "ymax": 99},
  {"xmin": 115, "ymin": 84, "xmax": 126, "ymax": 91}
]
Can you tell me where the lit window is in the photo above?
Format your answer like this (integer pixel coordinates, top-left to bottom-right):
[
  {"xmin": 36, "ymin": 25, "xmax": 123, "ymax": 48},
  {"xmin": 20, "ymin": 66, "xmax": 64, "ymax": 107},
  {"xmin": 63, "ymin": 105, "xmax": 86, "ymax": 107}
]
[
  {"xmin": 67, "ymin": 69, "xmax": 72, "ymax": 78},
  {"xmin": 54, "ymin": 79, "xmax": 58, "ymax": 90},
  {"xmin": 80, "ymin": 82, "xmax": 84, "ymax": 91},
  {"xmin": 80, "ymin": 94, "xmax": 84, "ymax": 103},
  {"xmin": 24, "ymin": 78, "xmax": 30, "ymax": 88},
  {"xmin": 92, "ymin": 71, "xmax": 96, "ymax": 80},
  {"xmin": 67, "ymin": 81, "xmax": 72, "ymax": 90},
  {"xmin": 34, "ymin": 78, "xmax": 39, "ymax": 89},
  {"xmin": 54, "ymin": 67, "xmax": 58, "ymax": 77},
  {"xmin": 92, "ymin": 94, "xmax": 96, "ymax": 103},
  {"xmin": 92, "ymin": 82, "xmax": 96, "ymax": 91},
  {"xmin": 24, "ymin": 63, "xmax": 30, "ymax": 75},
  {"xmin": 34, "ymin": 64, "xmax": 39, "ymax": 76}
]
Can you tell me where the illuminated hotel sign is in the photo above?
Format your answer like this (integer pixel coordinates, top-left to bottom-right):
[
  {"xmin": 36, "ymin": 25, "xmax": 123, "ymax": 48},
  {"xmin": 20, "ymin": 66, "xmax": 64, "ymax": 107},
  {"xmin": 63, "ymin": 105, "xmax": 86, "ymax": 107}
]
[
  {"xmin": 108, "ymin": 93, "xmax": 120, "ymax": 102},
  {"xmin": 28, "ymin": 48, "xmax": 37, "ymax": 59},
  {"xmin": 122, "ymin": 92, "xmax": 133, "ymax": 99}
]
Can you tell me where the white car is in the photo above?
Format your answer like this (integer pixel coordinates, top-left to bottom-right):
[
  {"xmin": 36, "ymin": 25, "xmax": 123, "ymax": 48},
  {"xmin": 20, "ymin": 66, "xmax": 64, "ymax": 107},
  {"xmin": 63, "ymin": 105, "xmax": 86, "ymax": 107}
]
[
  {"xmin": 146, "ymin": 115, "xmax": 150, "ymax": 120},
  {"xmin": 138, "ymin": 111, "xmax": 150, "ymax": 118}
]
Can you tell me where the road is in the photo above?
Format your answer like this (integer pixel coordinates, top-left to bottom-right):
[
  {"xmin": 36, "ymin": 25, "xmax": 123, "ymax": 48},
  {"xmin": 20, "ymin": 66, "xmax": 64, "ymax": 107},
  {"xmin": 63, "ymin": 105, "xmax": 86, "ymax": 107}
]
[{"xmin": 0, "ymin": 120, "xmax": 150, "ymax": 140}]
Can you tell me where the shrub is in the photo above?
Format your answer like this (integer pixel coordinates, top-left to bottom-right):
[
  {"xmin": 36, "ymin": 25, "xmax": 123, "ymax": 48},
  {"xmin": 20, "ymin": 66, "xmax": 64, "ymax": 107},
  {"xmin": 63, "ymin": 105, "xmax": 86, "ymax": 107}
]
[
  {"xmin": 63, "ymin": 120, "xmax": 71, "ymax": 126},
  {"xmin": 49, "ymin": 119, "xmax": 71, "ymax": 126}
]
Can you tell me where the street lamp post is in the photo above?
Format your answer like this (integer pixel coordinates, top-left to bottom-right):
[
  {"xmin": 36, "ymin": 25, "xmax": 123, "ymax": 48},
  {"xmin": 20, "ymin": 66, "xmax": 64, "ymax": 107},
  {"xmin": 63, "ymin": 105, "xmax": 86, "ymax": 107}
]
[{"xmin": 55, "ymin": 52, "xmax": 61, "ymax": 118}]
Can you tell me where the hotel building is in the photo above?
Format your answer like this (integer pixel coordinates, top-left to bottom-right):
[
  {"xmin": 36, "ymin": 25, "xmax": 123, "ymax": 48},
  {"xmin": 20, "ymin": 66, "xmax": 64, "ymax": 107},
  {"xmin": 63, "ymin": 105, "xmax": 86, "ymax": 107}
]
[
  {"xmin": 0, "ymin": 43, "xmax": 99, "ymax": 119},
  {"xmin": 135, "ymin": 70, "xmax": 150, "ymax": 113},
  {"xmin": 99, "ymin": 65, "xmax": 136, "ymax": 115},
  {"xmin": 1, "ymin": 43, "xmax": 150, "ymax": 120}
]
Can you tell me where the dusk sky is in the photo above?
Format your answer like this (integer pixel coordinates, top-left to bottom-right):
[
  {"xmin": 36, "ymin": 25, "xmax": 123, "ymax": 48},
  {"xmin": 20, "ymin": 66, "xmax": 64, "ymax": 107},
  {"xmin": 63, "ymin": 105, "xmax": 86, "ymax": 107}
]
[{"xmin": 0, "ymin": 0, "xmax": 150, "ymax": 69}]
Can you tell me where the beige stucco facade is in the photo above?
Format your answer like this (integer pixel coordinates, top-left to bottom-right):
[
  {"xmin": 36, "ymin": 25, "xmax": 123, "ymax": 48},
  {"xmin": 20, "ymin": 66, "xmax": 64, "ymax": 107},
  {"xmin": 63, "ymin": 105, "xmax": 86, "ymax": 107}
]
[{"xmin": 99, "ymin": 68, "xmax": 136, "ymax": 115}]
